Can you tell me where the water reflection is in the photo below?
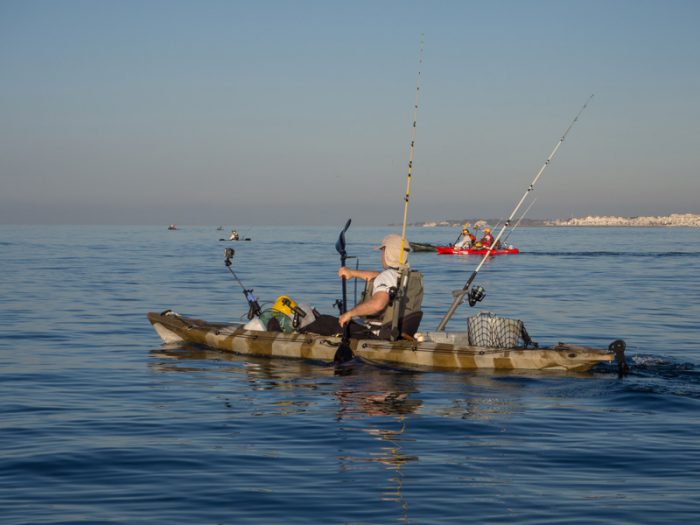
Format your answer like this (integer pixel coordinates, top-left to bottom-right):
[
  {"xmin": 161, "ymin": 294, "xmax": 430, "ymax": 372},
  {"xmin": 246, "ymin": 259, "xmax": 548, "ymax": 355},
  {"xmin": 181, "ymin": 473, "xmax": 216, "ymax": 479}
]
[
  {"xmin": 149, "ymin": 343, "xmax": 334, "ymax": 380},
  {"xmin": 149, "ymin": 345, "xmax": 537, "ymax": 422},
  {"xmin": 427, "ymin": 374, "xmax": 529, "ymax": 420},
  {"xmin": 333, "ymin": 365, "xmax": 422, "ymax": 418},
  {"xmin": 150, "ymin": 345, "xmax": 421, "ymax": 520},
  {"xmin": 328, "ymin": 365, "xmax": 425, "ymax": 522},
  {"xmin": 148, "ymin": 345, "xmax": 555, "ymax": 523}
]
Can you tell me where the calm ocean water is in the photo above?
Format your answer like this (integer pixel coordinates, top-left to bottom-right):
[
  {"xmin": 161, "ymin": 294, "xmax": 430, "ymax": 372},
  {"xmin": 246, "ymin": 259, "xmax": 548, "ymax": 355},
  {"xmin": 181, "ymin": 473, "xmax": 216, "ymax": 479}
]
[{"xmin": 1, "ymin": 224, "xmax": 699, "ymax": 524}]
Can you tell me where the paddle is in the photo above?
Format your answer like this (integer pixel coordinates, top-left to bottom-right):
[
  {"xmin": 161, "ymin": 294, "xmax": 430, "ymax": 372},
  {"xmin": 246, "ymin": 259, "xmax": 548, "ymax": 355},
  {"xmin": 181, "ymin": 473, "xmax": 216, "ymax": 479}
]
[
  {"xmin": 334, "ymin": 218, "xmax": 353, "ymax": 363},
  {"xmin": 452, "ymin": 224, "xmax": 468, "ymax": 246}
]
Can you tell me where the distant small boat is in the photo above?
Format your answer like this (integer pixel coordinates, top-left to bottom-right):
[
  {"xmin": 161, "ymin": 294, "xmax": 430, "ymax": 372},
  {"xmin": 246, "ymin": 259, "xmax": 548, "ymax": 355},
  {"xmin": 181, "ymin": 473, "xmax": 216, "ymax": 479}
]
[
  {"xmin": 409, "ymin": 241, "xmax": 438, "ymax": 252},
  {"xmin": 219, "ymin": 229, "xmax": 252, "ymax": 242},
  {"xmin": 168, "ymin": 224, "xmax": 177, "ymax": 230},
  {"xmin": 216, "ymin": 226, "xmax": 224, "ymax": 231}
]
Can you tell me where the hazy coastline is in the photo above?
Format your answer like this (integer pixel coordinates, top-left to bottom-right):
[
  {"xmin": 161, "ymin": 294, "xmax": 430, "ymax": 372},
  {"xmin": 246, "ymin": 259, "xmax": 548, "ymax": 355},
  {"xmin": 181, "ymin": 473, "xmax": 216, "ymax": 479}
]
[{"xmin": 412, "ymin": 213, "xmax": 700, "ymax": 228}]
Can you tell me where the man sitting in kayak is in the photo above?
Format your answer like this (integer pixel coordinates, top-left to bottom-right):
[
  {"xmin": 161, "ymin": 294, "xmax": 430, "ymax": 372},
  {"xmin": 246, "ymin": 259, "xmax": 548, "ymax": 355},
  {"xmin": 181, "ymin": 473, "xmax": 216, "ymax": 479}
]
[
  {"xmin": 300, "ymin": 234, "xmax": 422, "ymax": 339},
  {"xmin": 337, "ymin": 234, "xmax": 408, "ymax": 329},
  {"xmin": 478, "ymin": 227, "xmax": 494, "ymax": 247},
  {"xmin": 454, "ymin": 227, "xmax": 475, "ymax": 250}
]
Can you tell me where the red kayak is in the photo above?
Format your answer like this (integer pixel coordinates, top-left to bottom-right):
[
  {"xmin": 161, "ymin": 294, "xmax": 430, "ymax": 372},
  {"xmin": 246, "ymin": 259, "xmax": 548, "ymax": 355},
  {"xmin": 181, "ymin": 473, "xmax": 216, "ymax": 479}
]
[{"xmin": 435, "ymin": 245, "xmax": 520, "ymax": 255}]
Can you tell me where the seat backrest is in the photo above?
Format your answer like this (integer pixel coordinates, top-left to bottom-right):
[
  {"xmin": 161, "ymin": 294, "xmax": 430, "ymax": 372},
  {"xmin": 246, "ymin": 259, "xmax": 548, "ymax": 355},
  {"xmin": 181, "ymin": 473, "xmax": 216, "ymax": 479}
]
[{"xmin": 377, "ymin": 310, "xmax": 423, "ymax": 339}]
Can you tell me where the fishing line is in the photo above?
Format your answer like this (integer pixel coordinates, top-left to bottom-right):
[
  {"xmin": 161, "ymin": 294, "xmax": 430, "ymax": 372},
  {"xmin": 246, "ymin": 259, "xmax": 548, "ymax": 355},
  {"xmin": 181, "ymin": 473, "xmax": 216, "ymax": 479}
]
[
  {"xmin": 436, "ymin": 94, "xmax": 594, "ymax": 331},
  {"xmin": 399, "ymin": 35, "xmax": 424, "ymax": 264},
  {"xmin": 501, "ymin": 197, "xmax": 538, "ymax": 246}
]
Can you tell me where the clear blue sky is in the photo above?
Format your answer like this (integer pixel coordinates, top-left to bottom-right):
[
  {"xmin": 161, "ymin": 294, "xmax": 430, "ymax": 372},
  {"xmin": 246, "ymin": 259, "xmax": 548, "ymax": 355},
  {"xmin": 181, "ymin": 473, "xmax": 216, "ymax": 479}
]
[{"xmin": 1, "ymin": 0, "xmax": 698, "ymax": 225}]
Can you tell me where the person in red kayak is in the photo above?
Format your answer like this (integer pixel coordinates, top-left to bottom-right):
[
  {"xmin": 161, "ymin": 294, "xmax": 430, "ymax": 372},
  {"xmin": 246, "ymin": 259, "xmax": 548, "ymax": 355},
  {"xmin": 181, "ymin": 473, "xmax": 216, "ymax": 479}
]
[
  {"xmin": 454, "ymin": 226, "xmax": 476, "ymax": 250},
  {"xmin": 479, "ymin": 227, "xmax": 494, "ymax": 247}
]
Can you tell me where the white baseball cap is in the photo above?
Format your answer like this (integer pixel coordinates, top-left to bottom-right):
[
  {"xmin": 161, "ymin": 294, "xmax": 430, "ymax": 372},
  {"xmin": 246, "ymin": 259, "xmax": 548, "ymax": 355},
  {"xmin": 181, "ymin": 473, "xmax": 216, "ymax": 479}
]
[{"xmin": 376, "ymin": 234, "xmax": 410, "ymax": 267}]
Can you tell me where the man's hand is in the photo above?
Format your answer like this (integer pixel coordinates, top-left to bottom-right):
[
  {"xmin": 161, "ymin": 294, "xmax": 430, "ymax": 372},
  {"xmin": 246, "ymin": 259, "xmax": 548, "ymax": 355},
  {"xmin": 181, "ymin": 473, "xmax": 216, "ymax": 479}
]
[
  {"xmin": 339, "ymin": 312, "xmax": 352, "ymax": 327},
  {"xmin": 337, "ymin": 291, "xmax": 390, "ymax": 329}
]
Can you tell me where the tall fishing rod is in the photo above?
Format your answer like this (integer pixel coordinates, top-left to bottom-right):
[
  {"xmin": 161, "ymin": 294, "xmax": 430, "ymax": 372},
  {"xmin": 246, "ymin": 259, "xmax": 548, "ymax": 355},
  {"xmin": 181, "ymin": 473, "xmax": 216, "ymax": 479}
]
[
  {"xmin": 387, "ymin": 36, "xmax": 424, "ymax": 342},
  {"xmin": 398, "ymin": 35, "xmax": 424, "ymax": 264},
  {"xmin": 501, "ymin": 197, "xmax": 537, "ymax": 246},
  {"xmin": 436, "ymin": 94, "xmax": 594, "ymax": 331}
]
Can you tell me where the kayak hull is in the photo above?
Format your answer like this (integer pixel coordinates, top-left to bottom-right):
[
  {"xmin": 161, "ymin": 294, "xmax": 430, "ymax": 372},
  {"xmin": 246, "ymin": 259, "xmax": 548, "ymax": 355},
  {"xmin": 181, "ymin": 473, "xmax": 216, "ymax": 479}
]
[
  {"xmin": 436, "ymin": 245, "xmax": 520, "ymax": 255},
  {"xmin": 148, "ymin": 311, "xmax": 618, "ymax": 372}
]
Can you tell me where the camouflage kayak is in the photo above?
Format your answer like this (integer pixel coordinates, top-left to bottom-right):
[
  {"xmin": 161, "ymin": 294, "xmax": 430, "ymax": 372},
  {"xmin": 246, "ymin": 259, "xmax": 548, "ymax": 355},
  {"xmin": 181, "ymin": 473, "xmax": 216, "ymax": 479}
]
[{"xmin": 148, "ymin": 310, "xmax": 626, "ymax": 373}]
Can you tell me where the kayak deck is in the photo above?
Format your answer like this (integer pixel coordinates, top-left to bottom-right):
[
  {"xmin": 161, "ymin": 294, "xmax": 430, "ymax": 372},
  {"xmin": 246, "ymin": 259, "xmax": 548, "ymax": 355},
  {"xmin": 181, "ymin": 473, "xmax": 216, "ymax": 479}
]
[{"xmin": 148, "ymin": 311, "xmax": 620, "ymax": 372}]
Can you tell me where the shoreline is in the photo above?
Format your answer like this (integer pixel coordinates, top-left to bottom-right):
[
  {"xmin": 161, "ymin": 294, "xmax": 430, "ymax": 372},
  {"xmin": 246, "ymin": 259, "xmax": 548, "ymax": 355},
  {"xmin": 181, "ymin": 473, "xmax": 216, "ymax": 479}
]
[{"xmin": 411, "ymin": 213, "xmax": 700, "ymax": 228}]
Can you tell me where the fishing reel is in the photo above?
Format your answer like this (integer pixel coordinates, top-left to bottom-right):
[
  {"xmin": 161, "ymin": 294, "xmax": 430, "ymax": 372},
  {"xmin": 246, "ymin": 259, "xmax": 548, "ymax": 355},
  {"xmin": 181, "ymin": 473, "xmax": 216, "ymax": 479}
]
[
  {"xmin": 467, "ymin": 285, "xmax": 486, "ymax": 307},
  {"xmin": 224, "ymin": 248, "xmax": 234, "ymax": 266},
  {"xmin": 245, "ymin": 295, "xmax": 259, "ymax": 320}
]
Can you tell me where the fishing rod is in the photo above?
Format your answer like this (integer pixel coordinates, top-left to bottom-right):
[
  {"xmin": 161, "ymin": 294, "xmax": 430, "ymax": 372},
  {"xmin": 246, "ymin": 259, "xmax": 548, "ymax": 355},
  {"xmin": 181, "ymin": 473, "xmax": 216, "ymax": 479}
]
[
  {"xmin": 332, "ymin": 37, "xmax": 425, "ymax": 359},
  {"xmin": 224, "ymin": 248, "xmax": 262, "ymax": 320},
  {"xmin": 501, "ymin": 197, "xmax": 537, "ymax": 246},
  {"xmin": 398, "ymin": 35, "xmax": 424, "ymax": 264},
  {"xmin": 436, "ymin": 94, "xmax": 594, "ymax": 331},
  {"xmin": 388, "ymin": 35, "xmax": 424, "ymax": 342}
]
